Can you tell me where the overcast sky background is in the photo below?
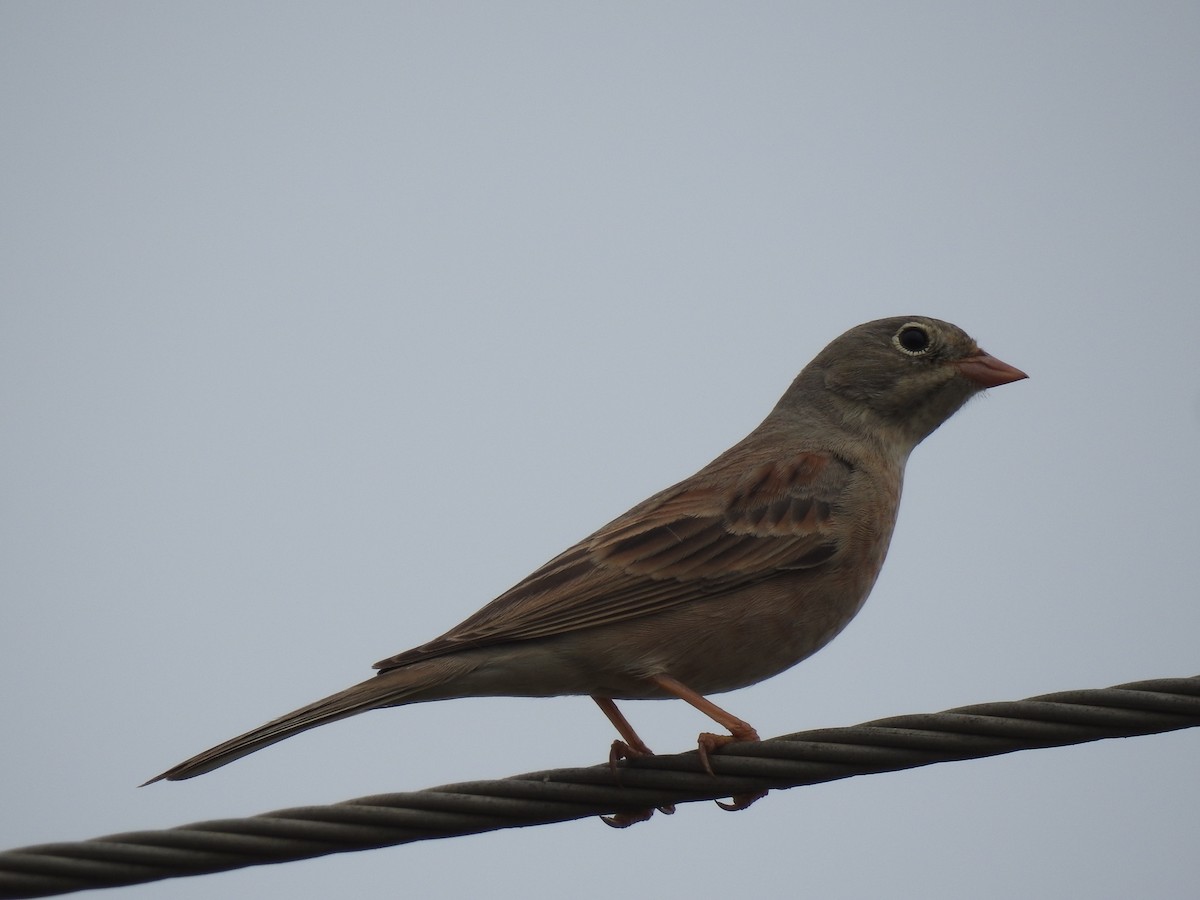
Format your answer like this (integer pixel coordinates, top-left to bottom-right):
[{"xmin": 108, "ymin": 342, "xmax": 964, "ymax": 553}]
[{"xmin": 2, "ymin": 4, "xmax": 1198, "ymax": 898}]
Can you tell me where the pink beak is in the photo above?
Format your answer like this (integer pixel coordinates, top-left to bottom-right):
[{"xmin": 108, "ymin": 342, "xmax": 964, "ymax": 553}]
[{"xmin": 954, "ymin": 350, "xmax": 1028, "ymax": 388}]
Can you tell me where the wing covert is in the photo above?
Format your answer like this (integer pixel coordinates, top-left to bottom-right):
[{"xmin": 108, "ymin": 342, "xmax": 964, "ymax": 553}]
[{"xmin": 375, "ymin": 451, "xmax": 852, "ymax": 671}]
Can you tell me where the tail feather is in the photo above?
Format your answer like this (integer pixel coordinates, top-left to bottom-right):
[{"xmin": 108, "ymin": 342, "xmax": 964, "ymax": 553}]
[{"xmin": 143, "ymin": 659, "xmax": 469, "ymax": 784}]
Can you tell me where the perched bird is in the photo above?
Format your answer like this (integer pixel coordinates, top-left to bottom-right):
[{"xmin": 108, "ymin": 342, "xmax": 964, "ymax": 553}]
[{"xmin": 146, "ymin": 316, "xmax": 1025, "ymax": 799}]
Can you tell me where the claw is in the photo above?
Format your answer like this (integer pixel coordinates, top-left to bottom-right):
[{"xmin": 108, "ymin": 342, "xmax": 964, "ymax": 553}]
[
  {"xmin": 715, "ymin": 790, "xmax": 768, "ymax": 812},
  {"xmin": 599, "ymin": 801, "xmax": 675, "ymax": 828},
  {"xmin": 601, "ymin": 808, "xmax": 656, "ymax": 828}
]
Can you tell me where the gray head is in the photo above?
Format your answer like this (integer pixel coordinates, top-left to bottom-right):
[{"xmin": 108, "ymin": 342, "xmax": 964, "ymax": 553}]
[{"xmin": 777, "ymin": 316, "xmax": 1027, "ymax": 451}]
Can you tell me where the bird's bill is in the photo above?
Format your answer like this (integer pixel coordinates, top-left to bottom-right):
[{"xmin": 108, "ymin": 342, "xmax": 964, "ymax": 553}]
[{"xmin": 953, "ymin": 350, "xmax": 1028, "ymax": 388}]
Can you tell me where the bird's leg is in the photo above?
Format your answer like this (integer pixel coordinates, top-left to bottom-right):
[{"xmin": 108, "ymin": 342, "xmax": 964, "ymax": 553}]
[
  {"xmin": 592, "ymin": 696, "xmax": 654, "ymax": 771},
  {"xmin": 592, "ymin": 696, "xmax": 675, "ymax": 827},
  {"xmin": 648, "ymin": 674, "xmax": 768, "ymax": 812},
  {"xmin": 648, "ymin": 674, "xmax": 760, "ymax": 772}
]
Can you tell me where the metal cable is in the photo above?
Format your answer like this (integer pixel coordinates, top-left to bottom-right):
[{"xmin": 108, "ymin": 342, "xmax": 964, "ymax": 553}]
[{"xmin": 1, "ymin": 675, "xmax": 1197, "ymax": 898}]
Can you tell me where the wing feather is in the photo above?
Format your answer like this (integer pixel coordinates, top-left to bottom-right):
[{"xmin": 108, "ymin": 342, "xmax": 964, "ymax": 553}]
[{"xmin": 375, "ymin": 450, "xmax": 852, "ymax": 671}]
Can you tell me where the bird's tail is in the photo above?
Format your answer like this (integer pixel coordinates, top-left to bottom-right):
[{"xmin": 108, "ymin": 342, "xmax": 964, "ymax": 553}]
[{"xmin": 142, "ymin": 657, "xmax": 473, "ymax": 784}]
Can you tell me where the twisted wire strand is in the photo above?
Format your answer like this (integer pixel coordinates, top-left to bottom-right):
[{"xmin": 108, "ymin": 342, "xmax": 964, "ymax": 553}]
[{"xmin": 2, "ymin": 675, "xmax": 1197, "ymax": 898}]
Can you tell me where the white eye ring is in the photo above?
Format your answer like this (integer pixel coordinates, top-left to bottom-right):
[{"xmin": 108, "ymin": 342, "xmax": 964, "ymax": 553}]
[{"xmin": 892, "ymin": 323, "xmax": 933, "ymax": 356}]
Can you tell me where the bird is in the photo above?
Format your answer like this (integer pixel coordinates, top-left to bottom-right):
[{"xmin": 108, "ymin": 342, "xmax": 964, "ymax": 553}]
[{"xmin": 145, "ymin": 316, "xmax": 1026, "ymax": 804}]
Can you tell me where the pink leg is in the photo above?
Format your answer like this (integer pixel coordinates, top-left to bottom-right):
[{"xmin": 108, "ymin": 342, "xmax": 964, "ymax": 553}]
[
  {"xmin": 648, "ymin": 674, "xmax": 760, "ymax": 774},
  {"xmin": 592, "ymin": 696, "xmax": 654, "ymax": 768},
  {"xmin": 648, "ymin": 674, "xmax": 768, "ymax": 813},
  {"xmin": 592, "ymin": 696, "xmax": 676, "ymax": 827}
]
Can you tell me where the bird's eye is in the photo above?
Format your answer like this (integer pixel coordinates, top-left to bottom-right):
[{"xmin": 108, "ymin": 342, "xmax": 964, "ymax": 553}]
[{"xmin": 894, "ymin": 324, "xmax": 933, "ymax": 355}]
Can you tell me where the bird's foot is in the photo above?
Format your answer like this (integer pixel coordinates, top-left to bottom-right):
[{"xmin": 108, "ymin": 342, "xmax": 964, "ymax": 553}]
[
  {"xmin": 608, "ymin": 738, "xmax": 653, "ymax": 782},
  {"xmin": 695, "ymin": 726, "xmax": 760, "ymax": 776},
  {"xmin": 601, "ymin": 740, "xmax": 675, "ymax": 826},
  {"xmin": 695, "ymin": 726, "xmax": 763, "ymax": 813}
]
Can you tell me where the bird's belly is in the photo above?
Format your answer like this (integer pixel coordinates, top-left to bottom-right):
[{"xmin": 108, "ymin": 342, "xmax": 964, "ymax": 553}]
[
  {"xmin": 609, "ymin": 570, "xmax": 877, "ymax": 697},
  {"xmin": 445, "ymin": 566, "xmax": 880, "ymax": 701}
]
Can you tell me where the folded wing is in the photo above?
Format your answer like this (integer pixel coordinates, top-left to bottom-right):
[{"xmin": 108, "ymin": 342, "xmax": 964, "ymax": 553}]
[{"xmin": 375, "ymin": 451, "xmax": 851, "ymax": 671}]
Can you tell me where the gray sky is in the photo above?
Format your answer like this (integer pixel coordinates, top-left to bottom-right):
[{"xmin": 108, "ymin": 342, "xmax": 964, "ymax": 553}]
[{"xmin": 2, "ymin": 3, "xmax": 1198, "ymax": 898}]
